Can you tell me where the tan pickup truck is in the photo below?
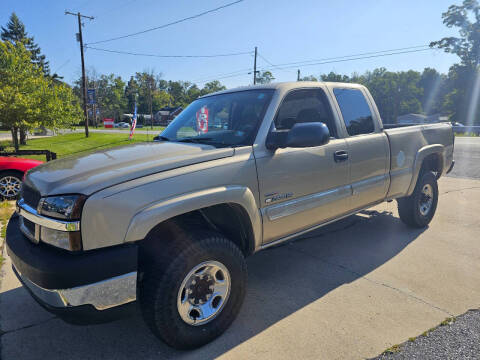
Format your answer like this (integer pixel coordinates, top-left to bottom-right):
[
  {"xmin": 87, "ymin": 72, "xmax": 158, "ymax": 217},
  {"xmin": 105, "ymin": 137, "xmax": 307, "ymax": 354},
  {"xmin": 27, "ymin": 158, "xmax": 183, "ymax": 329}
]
[{"xmin": 7, "ymin": 82, "xmax": 454, "ymax": 349}]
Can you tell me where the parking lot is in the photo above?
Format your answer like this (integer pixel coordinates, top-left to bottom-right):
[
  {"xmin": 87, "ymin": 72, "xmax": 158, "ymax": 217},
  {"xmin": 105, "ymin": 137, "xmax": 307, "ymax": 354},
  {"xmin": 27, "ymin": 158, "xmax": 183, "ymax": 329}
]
[{"xmin": 0, "ymin": 137, "xmax": 479, "ymax": 360}]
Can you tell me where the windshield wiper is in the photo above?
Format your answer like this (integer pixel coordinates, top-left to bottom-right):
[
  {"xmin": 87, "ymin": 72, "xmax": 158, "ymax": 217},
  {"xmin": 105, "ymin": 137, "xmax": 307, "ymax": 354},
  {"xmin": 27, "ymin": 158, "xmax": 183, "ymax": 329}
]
[
  {"xmin": 176, "ymin": 137, "xmax": 215, "ymax": 143},
  {"xmin": 153, "ymin": 135, "xmax": 170, "ymax": 141}
]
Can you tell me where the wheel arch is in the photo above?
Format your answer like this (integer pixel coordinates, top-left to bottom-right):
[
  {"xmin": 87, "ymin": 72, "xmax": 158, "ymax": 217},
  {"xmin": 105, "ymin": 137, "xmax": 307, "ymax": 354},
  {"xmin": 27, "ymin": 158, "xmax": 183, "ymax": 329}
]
[
  {"xmin": 125, "ymin": 186, "xmax": 262, "ymax": 256},
  {"xmin": 406, "ymin": 144, "xmax": 444, "ymax": 196}
]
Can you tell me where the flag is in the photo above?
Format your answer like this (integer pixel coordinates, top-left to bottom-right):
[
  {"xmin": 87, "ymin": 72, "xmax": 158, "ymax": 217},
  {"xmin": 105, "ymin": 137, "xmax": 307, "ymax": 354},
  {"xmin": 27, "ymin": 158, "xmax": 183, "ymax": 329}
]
[{"xmin": 129, "ymin": 102, "xmax": 137, "ymax": 139}]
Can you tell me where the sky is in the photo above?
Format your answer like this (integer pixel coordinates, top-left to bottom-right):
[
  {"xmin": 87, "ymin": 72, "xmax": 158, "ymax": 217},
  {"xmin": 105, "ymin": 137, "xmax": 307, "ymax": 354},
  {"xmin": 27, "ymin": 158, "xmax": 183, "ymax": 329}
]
[{"xmin": 1, "ymin": 0, "xmax": 462, "ymax": 88}]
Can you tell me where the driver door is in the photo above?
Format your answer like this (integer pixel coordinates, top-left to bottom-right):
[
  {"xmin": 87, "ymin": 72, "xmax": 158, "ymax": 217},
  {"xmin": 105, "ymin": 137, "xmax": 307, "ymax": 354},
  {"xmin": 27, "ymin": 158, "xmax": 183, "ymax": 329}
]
[{"xmin": 255, "ymin": 88, "xmax": 351, "ymax": 244}]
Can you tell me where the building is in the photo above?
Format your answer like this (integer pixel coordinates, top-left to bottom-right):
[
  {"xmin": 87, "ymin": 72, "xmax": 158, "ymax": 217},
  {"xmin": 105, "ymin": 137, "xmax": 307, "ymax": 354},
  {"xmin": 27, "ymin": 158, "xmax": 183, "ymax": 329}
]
[{"xmin": 155, "ymin": 106, "xmax": 183, "ymax": 126}]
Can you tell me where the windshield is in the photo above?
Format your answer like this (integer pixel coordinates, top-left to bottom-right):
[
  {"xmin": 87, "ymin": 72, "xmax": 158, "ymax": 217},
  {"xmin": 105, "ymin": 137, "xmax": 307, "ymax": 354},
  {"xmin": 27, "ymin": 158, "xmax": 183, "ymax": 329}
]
[{"xmin": 160, "ymin": 89, "xmax": 274, "ymax": 147}]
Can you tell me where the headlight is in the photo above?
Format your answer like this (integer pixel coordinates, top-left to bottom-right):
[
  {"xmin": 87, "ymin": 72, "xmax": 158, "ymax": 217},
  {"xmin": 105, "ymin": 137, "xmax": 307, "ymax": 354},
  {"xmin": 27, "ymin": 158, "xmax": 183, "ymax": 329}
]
[
  {"xmin": 38, "ymin": 195, "xmax": 86, "ymax": 220},
  {"xmin": 37, "ymin": 195, "xmax": 86, "ymax": 251},
  {"xmin": 40, "ymin": 227, "xmax": 83, "ymax": 251}
]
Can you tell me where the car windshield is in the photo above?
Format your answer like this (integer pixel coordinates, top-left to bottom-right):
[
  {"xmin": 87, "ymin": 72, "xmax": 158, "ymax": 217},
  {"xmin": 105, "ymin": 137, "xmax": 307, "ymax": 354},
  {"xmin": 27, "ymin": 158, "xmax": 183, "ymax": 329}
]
[{"xmin": 160, "ymin": 89, "xmax": 274, "ymax": 147}]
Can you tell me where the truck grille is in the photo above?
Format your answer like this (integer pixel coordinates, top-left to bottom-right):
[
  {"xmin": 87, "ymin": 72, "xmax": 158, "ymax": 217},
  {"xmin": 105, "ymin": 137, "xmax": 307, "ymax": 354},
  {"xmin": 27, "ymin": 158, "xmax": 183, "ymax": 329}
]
[
  {"xmin": 23, "ymin": 217, "xmax": 36, "ymax": 235},
  {"xmin": 21, "ymin": 183, "xmax": 41, "ymax": 209}
]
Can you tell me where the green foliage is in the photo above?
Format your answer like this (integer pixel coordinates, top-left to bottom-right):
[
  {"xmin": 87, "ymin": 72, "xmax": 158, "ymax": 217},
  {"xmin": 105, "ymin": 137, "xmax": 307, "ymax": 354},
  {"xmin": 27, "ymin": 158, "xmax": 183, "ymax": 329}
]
[
  {"xmin": 1, "ymin": 12, "xmax": 51, "ymax": 77},
  {"xmin": 430, "ymin": 0, "xmax": 480, "ymax": 124},
  {"xmin": 256, "ymin": 71, "xmax": 275, "ymax": 84},
  {"xmin": 0, "ymin": 41, "xmax": 80, "ymax": 149}
]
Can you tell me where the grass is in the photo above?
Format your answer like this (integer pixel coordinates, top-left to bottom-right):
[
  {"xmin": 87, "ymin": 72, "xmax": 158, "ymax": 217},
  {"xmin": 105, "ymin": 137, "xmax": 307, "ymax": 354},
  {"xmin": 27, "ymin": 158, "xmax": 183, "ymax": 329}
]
[
  {"xmin": 74, "ymin": 125, "xmax": 165, "ymax": 132},
  {"xmin": 0, "ymin": 132, "xmax": 154, "ymax": 160},
  {"xmin": 382, "ymin": 344, "xmax": 401, "ymax": 355},
  {"xmin": 454, "ymin": 132, "xmax": 479, "ymax": 137},
  {"xmin": 0, "ymin": 201, "xmax": 16, "ymax": 266},
  {"xmin": 379, "ymin": 316, "xmax": 457, "ymax": 357}
]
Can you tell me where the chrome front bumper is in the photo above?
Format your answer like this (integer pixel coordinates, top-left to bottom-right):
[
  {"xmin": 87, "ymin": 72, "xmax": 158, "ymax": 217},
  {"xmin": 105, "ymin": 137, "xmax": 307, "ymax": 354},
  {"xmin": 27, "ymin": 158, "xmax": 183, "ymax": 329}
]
[{"xmin": 14, "ymin": 265, "xmax": 137, "ymax": 310}]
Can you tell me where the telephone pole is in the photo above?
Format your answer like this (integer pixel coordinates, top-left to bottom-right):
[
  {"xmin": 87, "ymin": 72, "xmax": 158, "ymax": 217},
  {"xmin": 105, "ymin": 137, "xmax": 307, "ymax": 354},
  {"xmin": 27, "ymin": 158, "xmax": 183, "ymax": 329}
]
[
  {"xmin": 253, "ymin": 46, "xmax": 258, "ymax": 85},
  {"xmin": 65, "ymin": 11, "xmax": 94, "ymax": 137}
]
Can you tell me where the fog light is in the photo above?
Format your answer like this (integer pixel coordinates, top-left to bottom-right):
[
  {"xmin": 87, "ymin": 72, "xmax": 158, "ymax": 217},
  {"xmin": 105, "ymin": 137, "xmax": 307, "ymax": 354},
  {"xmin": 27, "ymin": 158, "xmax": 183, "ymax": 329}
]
[{"xmin": 40, "ymin": 227, "xmax": 82, "ymax": 251}]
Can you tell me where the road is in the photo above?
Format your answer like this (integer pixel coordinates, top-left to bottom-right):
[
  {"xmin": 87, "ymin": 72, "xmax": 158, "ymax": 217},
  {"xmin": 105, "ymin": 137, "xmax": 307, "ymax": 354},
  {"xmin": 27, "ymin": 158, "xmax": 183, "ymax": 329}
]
[
  {"xmin": 447, "ymin": 136, "xmax": 480, "ymax": 179},
  {"xmin": 0, "ymin": 138, "xmax": 479, "ymax": 359}
]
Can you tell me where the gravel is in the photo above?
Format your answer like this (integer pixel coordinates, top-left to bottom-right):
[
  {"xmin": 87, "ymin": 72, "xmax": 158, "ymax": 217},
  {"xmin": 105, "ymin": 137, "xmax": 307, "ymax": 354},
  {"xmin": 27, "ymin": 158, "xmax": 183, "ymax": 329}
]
[{"xmin": 372, "ymin": 309, "xmax": 480, "ymax": 360}]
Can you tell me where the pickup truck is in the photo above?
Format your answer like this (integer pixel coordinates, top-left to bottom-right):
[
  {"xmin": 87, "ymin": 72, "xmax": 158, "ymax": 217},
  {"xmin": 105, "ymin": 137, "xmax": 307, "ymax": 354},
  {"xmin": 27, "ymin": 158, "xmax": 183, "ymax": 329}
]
[{"xmin": 6, "ymin": 82, "xmax": 454, "ymax": 349}]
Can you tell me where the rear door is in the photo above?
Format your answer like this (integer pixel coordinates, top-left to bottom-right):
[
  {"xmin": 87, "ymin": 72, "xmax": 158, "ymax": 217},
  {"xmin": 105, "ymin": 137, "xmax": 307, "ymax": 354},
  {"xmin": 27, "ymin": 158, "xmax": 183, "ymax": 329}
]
[
  {"xmin": 255, "ymin": 87, "xmax": 351, "ymax": 244},
  {"xmin": 330, "ymin": 86, "xmax": 390, "ymax": 210}
]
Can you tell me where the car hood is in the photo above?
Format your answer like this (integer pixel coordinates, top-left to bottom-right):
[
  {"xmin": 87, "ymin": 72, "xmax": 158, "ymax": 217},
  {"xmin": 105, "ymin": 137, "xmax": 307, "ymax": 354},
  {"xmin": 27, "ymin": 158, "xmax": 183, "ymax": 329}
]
[{"xmin": 25, "ymin": 142, "xmax": 234, "ymax": 196}]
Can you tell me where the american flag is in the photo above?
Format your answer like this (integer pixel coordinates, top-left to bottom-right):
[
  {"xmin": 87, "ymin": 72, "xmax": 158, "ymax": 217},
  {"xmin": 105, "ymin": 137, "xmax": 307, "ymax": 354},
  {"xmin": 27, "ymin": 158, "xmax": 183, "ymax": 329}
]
[{"xmin": 129, "ymin": 102, "xmax": 137, "ymax": 139}]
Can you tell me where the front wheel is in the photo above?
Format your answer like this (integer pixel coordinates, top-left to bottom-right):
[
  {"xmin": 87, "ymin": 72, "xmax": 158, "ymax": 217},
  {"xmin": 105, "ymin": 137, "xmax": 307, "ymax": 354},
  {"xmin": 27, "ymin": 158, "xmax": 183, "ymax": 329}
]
[
  {"xmin": 397, "ymin": 171, "xmax": 438, "ymax": 228},
  {"xmin": 139, "ymin": 231, "xmax": 247, "ymax": 349}
]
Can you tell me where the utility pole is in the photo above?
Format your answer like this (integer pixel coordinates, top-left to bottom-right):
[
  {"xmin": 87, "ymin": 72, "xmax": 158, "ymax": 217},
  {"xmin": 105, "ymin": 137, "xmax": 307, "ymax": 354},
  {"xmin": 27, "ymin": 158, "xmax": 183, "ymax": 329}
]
[
  {"xmin": 253, "ymin": 46, "xmax": 258, "ymax": 85},
  {"xmin": 297, "ymin": 69, "xmax": 301, "ymax": 81},
  {"xmin": 149, "ymin": 78, "xmax": 154, "ymax": 129},
  {"xmin": 65, "ymin": 11, "xmax": 94, "ymax": 137}
]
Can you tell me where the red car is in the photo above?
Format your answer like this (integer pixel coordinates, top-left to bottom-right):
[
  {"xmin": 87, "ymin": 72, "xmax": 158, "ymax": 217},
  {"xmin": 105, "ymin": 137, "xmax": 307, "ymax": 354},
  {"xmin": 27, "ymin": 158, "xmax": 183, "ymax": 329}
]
[{"xmin": 0, "ymin": 156, "xmax": 43, "ymax": 199}]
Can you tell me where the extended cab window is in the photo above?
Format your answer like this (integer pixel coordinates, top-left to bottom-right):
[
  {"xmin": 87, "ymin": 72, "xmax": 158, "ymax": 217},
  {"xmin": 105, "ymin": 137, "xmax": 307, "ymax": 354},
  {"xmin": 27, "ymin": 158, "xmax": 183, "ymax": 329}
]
[
  {"xmin": 274, "ymin": 89, "xmax": 337, "ymax": 138},
  {"xmin": 333, "ymin": 88, "xmax": 375, "ymax": 136}
]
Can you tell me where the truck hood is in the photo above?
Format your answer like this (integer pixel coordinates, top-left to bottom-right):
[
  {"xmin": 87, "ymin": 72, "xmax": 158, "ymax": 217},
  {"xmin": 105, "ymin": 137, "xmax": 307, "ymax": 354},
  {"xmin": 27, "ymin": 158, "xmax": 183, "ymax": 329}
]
[{"xmin": 26, "ymin": 142, "xmax": 234, "ymax": 196}]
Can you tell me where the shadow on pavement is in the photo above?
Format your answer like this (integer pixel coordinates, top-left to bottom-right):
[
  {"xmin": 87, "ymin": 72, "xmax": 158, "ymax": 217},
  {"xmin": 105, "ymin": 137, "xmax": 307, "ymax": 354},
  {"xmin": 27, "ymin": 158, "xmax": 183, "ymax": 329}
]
[{"xmin": 0, "ymin": 209, "xmax": 426, "ymax": 359}]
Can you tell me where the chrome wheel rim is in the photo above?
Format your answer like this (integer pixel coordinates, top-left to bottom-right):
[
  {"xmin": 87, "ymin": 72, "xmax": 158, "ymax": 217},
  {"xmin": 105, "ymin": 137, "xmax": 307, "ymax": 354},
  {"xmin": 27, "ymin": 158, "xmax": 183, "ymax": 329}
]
[
  {"xmin": 419, "ymin": 184, "xmax": 434, "ymax": 216},
  {"xmin": 177, "ymin": 260, "xmax": 231, "ymax": 326},
  {"xmin": 0, "ymin": 176, "xmax": 21, "ymax": 198}
]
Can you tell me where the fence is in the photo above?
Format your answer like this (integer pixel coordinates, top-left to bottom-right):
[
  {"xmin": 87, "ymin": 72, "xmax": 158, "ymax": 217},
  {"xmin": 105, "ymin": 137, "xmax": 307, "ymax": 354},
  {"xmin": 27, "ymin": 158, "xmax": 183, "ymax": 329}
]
[{"xmin": 0, "ymin": 150, "xmax": 57, "ymax": 161}]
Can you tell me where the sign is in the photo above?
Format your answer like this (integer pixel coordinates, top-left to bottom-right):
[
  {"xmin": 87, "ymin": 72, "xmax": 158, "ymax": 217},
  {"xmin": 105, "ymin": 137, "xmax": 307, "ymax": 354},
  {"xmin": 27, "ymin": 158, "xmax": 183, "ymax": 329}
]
[
  {"xmin": 104, "ymin": 118, "xmax": 114, "ymax": 128},
  {"xmin": 87, "ymin": 89, "xmax": 96, "ymax": 105},
  {"xmin": 196, "ymin": 106, "xmax": 209, "ymax": 133}
]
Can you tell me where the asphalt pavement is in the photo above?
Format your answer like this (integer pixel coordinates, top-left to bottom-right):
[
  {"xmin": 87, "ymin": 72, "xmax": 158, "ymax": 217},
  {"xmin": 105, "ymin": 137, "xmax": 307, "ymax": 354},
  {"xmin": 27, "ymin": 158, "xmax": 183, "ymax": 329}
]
[
  {"xmin": 447, "ymin": 136, "xmax": 480, "ymax": 179},
  {"xmin": 1, "ymin": 137, "xmax": 480, "ymax": 359}
]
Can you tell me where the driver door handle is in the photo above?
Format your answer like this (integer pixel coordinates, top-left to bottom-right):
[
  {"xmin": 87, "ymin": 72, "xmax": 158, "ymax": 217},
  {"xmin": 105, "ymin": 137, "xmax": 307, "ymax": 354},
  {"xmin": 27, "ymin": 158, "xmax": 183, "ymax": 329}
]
[{"xmin": 334, "ymin": 150, "xmax": 349, "ymax": 162}]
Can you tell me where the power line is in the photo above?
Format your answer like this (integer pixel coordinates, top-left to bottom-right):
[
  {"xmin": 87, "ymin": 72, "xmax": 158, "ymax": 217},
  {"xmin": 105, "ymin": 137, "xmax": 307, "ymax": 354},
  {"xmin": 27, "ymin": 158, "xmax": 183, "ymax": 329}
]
[
  {"xmin": 86, "ymin": 0, "xmax": 245, "ymax": 45},
  {"xmin": 257, "ymin": 52, "xmax": 296, "ymax": 74},
  {"xmin": 193, "ymin": 46, "xmax": 437, "ymax": 85},
  {"xmin": 258, "ymin": 47, "xmax": 435, "ymax": 72},
  {"xmin": 84, "ymin": 46, "xmax": 253, "ymax": 58},
  {"xmin": 257, "ymin": 45, "xmax": 431, "ymax": 70}
]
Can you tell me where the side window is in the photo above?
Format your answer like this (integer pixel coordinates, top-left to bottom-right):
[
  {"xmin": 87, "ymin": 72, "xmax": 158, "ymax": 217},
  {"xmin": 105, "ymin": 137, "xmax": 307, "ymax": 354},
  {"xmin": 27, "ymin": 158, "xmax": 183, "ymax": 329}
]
[
  {"xmin": 333, "ymin": 88, "xmax": 375, "ymax": 136},
  {"xmin": 274, "ymin": 89, "xmax": 337, "ymax": 138}
]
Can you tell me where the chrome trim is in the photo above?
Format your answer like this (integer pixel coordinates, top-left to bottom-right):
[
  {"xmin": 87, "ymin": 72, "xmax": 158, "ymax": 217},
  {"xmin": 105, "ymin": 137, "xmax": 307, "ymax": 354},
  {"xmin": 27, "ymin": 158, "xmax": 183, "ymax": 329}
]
[
  {"xmin": 351, "ymin": 174, "xmax": 388, "ymax": 195},
  {"xmin": 13, "ymin": 265, "xmax": 137, "ymax": 310},
  {"xmin": 266, "ymin": 185, "xmax": 352, "ymax": 221},
  {"xmin": 16, "ymin": 199, "xmax": 80, "ymax": 232},
  {"xmin": 260, "ymin": 200, "xmax": 384, "ymax": 250}
]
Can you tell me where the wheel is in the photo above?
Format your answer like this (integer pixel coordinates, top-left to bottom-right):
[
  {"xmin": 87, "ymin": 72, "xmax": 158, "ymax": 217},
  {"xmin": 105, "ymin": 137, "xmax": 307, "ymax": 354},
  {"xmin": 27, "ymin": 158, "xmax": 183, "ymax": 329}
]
[
  {"xmin": 139, "ymin": 230, "xmax": 247, "ymax": 350},
  {"xmin": 397, "ymin": 171, "xmax": 438, "ymax": 228},
  {"xmin": 0, "ymin": 171, "xmax": 23, "ymax": 199}
]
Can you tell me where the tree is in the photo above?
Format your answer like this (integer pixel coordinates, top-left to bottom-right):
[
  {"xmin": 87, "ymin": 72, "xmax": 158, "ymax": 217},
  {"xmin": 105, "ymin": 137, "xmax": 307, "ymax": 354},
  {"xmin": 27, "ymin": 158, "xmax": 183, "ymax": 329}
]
[
  {"xmin": 0, "ymin": 41, "xmax": 80, "ymax": 150},
  {"xmin": 299, "ymin": 75, "xmax": 318, "ymax": 82},
  {"xmin": 124, "ymin": 76, "xmax": 139, "ymax": 113},
  {"xmin": 320, "ymin": 72, "xmax": 350, "ymax": 82},
  {"xmin": 1, "ymin": 12, "xmax": 51, "ymax": 77},
  {"xmin": 431, "ymin": 0, "xmax": 480, "ymax": 123},
  {"xmin": 419, "ymin": 68, "xmax": 449, "ymax": 115},
  {"xmin": 201, "ymin": 80, "xmax": 226, "ymax": 95},
  {"xmin": 256, "ymin": 71, "xmax": 275, "ymax": 84}
]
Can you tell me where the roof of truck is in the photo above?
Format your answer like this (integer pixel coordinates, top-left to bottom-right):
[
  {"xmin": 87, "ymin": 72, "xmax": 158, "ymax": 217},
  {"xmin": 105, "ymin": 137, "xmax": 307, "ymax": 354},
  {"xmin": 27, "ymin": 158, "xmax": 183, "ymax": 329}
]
[{"xmin": 200, "ymin": 81, "xmax": 364, "ymax": 98}]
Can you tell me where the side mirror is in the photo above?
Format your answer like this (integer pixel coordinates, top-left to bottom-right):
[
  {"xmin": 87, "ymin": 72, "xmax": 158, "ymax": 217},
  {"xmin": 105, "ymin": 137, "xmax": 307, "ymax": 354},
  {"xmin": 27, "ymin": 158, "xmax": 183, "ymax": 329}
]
[{"xmin": 266, "ymin": 122, "xmax": 330, "ymax": 150}]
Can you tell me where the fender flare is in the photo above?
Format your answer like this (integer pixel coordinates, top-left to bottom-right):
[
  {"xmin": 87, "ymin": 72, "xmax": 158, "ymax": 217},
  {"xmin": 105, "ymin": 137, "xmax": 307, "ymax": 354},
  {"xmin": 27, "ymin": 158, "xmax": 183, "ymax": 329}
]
[
  {"xmin": 406, "ymin": 144, "xmax": 444, "ymax": 196},
  {"xmin": 124, "ymin": 185, "xmax": 262, "ymax": 251}
]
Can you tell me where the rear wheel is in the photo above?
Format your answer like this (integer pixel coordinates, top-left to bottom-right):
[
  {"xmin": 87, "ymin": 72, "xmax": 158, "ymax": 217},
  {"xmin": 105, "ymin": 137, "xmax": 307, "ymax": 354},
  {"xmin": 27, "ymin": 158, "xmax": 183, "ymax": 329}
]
[
  {"xmin": 139, "ymin": 230, "xmax": 247, "ymax": 350},
  {"xmin": 397, "ymin": 171, "xmax": 438, "ymax": 228},
  {"xmin": 0, "ymin": 171, "xmax": 23, "ymax": 199}
]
